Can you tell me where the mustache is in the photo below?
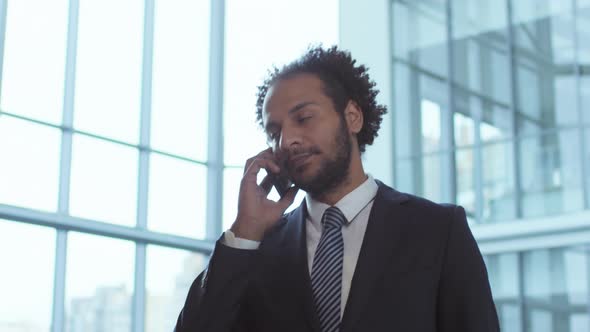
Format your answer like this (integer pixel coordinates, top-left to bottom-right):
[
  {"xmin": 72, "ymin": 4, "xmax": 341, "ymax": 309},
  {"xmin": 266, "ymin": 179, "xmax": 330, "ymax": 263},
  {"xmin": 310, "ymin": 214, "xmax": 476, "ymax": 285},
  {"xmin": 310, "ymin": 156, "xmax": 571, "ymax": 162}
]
[{"xmin": 276, "ymin": 147, "xmax": 321, "ymax": 164}]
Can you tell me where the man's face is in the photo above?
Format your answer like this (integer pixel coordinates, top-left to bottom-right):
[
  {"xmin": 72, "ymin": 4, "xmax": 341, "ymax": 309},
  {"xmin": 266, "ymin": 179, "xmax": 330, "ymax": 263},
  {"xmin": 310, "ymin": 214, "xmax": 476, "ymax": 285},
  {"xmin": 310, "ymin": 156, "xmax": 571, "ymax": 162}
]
[{"xmin": 262, "ymin": 73, "xmax": 352, "ymax": 196}]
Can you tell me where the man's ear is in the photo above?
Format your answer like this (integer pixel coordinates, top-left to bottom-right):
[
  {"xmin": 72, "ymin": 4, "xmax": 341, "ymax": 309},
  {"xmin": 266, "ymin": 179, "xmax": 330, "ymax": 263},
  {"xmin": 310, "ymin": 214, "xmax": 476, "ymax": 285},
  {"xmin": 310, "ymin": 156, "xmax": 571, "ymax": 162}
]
[{"xmin": 344, "ymin": 101, "xmax": 363, "ymax": 134}]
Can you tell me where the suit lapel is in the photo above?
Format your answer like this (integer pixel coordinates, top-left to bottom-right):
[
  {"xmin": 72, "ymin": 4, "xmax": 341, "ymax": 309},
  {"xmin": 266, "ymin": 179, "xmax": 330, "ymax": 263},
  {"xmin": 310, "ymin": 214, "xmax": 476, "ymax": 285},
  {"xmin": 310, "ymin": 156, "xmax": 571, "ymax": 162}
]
[
  {"xmin": 281, "ymin": 202, "xmax": 322, "ymax": 332},
  {"xmin": 340, "ymin": 181, "xmax": 410, "ymax": 332}
]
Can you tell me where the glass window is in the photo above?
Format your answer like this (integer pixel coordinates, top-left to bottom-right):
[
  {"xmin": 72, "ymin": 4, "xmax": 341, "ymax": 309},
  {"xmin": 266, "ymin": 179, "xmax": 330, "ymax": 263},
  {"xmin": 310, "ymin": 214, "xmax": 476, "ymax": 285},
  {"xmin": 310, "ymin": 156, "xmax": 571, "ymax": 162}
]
[
  {"xmin": 523, "ymin": 246, "xmax": 590, "ymax": 331},
  {"xmin": 69, "ymin": 134, "xmax": 138, "ymax": 226},
  {"xmin": 223, "ymin": 0, "xmax": 339, "ymax": 166},
  {"xmin": 145, "ymin": 245, "xmax": 208, "ymax": 332},
  {"xmin": 453, "ymin": 94, "xmax": 477, "ymax": 148},
  {"xmin": 512, "ymin": 0, "xmax": 574, "ymax": 64},
  {"xmin": 482, "ymin": 141, "xmax": 516, "ymax": 222},
  {"xmin": 455, "ymin": 147, "xmax": 476, "ymax": 217},
  {"xmin": 147, "ymin": 154, "xmax": 207, "ymax": 238},
  {"xmin": 526, "ymin": 309, "xmax": 553, "ymax": 332},
  {"xmin": 0, "ymin": 0, "xmax": 68, "ymax": 124},
  {"xmin": 451, "ymin": 0, "xmax": 510, "ymax": 104},
  {"xmin": 485, "ymin": 253, "xmax": 520, "ymax": 301},
  {"xmin": 150, "ymin": 0, "xmax": 209, "ymax": 161},
  {"xmin": 519, "ymin": 129, "xmax": 584, "ymax": 218},
  {"xmin": 497, "ymin": 304, "xmax": 522, "ymax": 332},
  {"xmin": 0, "ymin": 220, "xmax": 55, "ymax": 331},
  {"xmin": 420, "ymin": 77, "xmax": 448, "ymax": 154},
  {"xmin": 65, "ymin": 232, "xmax": 135, "ymax": 332},
  {"xmin": 223, "ymin": 167, "xmax": 242, "ymax": 231},
  {"xmin": 586, "ymin": 129, "xmax": 590, "ymax": 208},
  {"xmin": 578, "ymin": 1, "xmax": 590, "ymax": 64},
  {"xmin": 523, "ymin": 246, "xmax": 590, "ymax": 310},
  {"xmin": 0, "ymin": 116, "xmax": 61, "ymax": 212},
  {"xmin": 481, "ymin": 103, "xmax": 512, "ymax": 142},
  {"xmin": 582, "ymin": 77, "xmax": 590, "ymax": 125},
  {"xmin": 512, "ymin": 0, "xmax": 578, "ymax": 131},
  {"xmin": 393, "ymin": 63, "xmax": 417, "ymax": 160},
  {"xmin": 392, "ymin": 0, "xmax": 448, "ymax": 78},
  {"xmin": 421, "ymin": 153, "xmax": 443, "ymax": 203},
  {"xmin": 73, "ymin": 0, "xmax": 144, "ymax": 143}
]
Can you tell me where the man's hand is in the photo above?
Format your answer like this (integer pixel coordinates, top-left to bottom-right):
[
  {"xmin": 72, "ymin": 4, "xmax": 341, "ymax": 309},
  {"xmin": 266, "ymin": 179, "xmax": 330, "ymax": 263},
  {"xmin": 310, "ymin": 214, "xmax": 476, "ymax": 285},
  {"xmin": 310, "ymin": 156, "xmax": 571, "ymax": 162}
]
[{"xmin": 230, "ymin": 148, "xmax": 299, "ymax": 241}]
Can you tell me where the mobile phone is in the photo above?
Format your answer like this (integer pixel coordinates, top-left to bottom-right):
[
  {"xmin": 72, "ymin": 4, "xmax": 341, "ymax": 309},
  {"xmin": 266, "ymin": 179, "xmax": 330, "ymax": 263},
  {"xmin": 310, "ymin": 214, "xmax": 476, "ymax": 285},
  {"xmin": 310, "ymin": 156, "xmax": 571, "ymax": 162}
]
[{"xmin": 268, "ymin": 170, "xmax": 294, "ymax": 198}]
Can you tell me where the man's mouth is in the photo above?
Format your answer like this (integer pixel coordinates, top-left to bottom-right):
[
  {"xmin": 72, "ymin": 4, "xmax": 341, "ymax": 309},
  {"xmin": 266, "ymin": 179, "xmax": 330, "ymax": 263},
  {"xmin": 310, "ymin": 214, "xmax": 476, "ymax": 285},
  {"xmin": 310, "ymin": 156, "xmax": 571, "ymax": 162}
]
[{"xmin": 289, "ymin": 153, "xmax": 314, "ymax": 169}]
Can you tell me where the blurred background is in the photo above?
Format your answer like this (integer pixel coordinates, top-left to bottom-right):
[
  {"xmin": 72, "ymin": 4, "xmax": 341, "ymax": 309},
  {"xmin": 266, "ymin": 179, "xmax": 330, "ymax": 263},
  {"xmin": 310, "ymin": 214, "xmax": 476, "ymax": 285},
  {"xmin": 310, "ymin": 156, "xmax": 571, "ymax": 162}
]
[{"xmin": 0, "ymin": 0, "xmax": 589, "ymax": 331}]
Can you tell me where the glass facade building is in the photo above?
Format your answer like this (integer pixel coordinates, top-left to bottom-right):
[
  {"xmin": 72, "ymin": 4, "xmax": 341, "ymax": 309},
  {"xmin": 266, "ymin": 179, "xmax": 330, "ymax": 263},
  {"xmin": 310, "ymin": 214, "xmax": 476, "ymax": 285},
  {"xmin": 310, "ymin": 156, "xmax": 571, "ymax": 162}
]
[{"xmin": 0, "ymin": 0, "xmax": 588, "ymax": 331}]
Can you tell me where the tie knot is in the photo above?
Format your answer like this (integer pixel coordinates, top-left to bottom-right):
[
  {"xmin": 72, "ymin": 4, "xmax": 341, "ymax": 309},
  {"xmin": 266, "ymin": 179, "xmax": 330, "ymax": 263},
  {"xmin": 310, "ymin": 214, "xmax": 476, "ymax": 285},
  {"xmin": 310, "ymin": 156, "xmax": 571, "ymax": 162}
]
[{"xmin": 321, "ymin": 206, "xmax": 346, "ymax": 230}]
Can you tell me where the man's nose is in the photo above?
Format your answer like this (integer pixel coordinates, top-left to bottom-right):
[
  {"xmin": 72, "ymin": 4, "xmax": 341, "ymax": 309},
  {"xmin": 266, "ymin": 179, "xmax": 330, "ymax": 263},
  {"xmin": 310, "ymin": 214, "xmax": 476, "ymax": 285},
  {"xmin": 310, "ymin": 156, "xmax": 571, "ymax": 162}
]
[{"xmin": 278, "ymin": 126, "xmax": 302, "ymax": 152}]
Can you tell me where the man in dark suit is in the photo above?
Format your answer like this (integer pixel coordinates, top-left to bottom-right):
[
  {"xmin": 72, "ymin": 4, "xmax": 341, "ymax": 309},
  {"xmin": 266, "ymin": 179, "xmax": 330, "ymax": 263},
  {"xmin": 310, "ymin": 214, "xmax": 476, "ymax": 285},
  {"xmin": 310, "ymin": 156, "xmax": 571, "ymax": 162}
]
[{"xmin": 175, "ymin": 46, "xmax": 499, "ymax": 331}]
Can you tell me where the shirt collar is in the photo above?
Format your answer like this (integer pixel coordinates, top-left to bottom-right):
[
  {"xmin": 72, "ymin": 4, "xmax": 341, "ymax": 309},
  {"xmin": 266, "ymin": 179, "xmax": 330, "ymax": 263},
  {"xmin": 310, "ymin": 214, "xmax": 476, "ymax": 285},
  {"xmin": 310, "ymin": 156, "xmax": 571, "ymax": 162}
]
[{"xmin": 305, "ymin": 174, "xmax": 378, "ymax": 227}]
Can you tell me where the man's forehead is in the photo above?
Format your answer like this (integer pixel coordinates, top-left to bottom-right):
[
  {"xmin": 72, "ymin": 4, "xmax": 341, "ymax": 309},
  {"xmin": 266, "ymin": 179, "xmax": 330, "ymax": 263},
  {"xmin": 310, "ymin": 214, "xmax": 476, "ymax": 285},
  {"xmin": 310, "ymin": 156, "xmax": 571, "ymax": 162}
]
[{"xmin": 262, "ymin": 74, "xmax": 325, "ymax": 118}]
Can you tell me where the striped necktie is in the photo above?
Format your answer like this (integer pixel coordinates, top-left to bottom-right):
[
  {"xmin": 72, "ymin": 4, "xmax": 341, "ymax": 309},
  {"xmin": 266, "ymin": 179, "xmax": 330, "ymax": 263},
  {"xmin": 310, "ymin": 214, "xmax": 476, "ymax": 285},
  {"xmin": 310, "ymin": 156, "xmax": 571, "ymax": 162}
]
[{"xmin": 311, "ymin": 206, "xmax": 346, "ymax": 332}]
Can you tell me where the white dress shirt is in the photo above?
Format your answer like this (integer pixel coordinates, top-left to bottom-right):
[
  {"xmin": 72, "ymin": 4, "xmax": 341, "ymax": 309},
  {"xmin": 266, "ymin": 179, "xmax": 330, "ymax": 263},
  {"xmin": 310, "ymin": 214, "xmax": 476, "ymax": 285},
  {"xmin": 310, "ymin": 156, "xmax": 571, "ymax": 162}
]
[{"xmin": 223, "ymin": 175, "xmax": 379, "ymax": 317}]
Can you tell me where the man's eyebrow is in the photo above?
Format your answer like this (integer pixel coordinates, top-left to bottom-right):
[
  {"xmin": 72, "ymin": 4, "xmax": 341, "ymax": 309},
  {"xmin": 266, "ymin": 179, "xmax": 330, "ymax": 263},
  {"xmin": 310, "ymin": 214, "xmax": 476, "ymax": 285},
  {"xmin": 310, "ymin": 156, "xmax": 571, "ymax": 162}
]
[
  {"xmin": 264, "ymin": 102, "xmax": 318, "ymax": 133},
  {"xmin": 288, "ymin": 101, "xmax": 317, "ymax": 114}
]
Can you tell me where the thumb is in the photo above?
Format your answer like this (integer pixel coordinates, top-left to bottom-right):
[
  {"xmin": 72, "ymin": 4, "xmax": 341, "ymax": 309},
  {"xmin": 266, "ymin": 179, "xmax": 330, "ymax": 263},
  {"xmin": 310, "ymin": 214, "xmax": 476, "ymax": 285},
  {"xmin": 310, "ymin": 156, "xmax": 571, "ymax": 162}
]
[{"xmin": 278, "ymin": 187, "xmax": 299, "ymax": 210}]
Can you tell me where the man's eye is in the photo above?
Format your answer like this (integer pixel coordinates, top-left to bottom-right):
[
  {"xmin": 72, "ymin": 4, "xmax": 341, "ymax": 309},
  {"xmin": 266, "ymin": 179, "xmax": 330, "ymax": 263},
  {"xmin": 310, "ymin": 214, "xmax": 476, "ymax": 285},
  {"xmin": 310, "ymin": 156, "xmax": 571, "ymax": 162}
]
[{"xmin": 298, "ymin": 116, "xmax": 311, "ymax": 123}]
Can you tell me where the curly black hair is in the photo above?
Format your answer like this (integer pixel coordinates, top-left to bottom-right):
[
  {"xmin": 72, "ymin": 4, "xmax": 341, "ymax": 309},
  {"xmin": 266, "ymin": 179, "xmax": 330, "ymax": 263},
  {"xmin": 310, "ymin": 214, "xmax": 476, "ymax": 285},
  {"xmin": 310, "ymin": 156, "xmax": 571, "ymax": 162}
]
[{"xmin": 255, "ymin": 45, "xmax": 387, "ymax": 153}]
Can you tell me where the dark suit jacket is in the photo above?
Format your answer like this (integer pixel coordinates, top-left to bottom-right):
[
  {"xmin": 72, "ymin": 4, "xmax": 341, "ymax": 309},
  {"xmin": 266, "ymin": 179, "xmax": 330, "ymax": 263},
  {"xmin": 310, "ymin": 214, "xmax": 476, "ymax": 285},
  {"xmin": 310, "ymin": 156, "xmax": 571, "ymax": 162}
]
[{"xmin": 174, "ymin": 181, "xmax": 500, "ymax": 331}]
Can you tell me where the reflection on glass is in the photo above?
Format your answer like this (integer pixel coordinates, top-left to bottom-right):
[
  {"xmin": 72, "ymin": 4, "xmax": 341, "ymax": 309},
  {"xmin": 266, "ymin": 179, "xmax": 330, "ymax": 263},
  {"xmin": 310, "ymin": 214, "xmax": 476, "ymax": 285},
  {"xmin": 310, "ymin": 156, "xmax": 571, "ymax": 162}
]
[
  {"xmin": 223, "ymin": 0, "xmax": 338, "ymax": 165},
  {"xmin": 147, "ymin": 154, "xmax": 206, "ymax": 238},
  {"xmin": 73, "ymin": 0, "xmax": 143, "ymax": 143},
  {"xmin": 451, "ymin": 0, "xmax": 509, "ymax": 104},
  {"xmin": 482, "ymin": 141, "xmax": 516, "ymax": 223},
  {"xmin": 392, "ymin": 0, "xmax": 448, "ymax": 78},
  {"xmin": 0, "ymin": 220, "xmax": 55, "ymax": 331},
  {"xmin": 0, "ymin": 116, "xmax": 60, "ymax": 211},
  {"xmin": 69, "ymin": 134, "xmax": 138, "ymax": 225},
  {"xmin": 519, "ymin": 130, "xmax": 584, "ymax": 218},
  {"xmin": 0, "ymin": 0, "xmax": 68, "ymax": 124},
  {"xmin": 65, "ymin": 233, "xmax": 134, "ymax": 332},
  {"xmin": 150, "ymin": 0, "xmax": 209, "ymax": 161},
  {"xmin": 145, "ymin": 246, "xmax": 208, "ymax": 332}
]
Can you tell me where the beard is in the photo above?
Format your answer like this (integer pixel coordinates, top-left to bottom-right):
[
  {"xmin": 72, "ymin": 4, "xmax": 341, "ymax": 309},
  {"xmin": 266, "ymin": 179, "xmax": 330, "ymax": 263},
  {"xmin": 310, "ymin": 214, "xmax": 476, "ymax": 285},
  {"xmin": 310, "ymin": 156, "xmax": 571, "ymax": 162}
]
[{"xmin": 287, "ymin": 118, "xmax": 352, "ymax": 197}]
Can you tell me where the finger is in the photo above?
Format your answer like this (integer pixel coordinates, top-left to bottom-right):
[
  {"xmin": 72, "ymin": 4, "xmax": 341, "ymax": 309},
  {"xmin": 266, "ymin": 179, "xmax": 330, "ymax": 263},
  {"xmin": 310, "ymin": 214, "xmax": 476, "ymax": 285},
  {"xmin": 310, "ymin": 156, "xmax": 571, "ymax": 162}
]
[
  {"xmin": 243, "ymin": 157, "xmax": 280, "ymax": 180},
  {"xmin": 243, "ymin": 148, "xmax": 273, "ymax": 172},
  {"xmin": 278, "ymin": 186, "xmax": 299, "ymax": 210},
  {"xmin": 259, "ymin": 174, "xmax": 273, "ymax": 194}
]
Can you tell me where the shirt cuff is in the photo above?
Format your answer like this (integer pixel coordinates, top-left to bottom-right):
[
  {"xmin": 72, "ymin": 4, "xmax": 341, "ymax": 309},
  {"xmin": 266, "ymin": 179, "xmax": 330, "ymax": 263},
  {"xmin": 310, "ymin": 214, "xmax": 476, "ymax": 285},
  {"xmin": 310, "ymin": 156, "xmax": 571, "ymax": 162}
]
[{"xmin": 222, "ymin": 229, "xmax": 261, "ymax": 250}]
